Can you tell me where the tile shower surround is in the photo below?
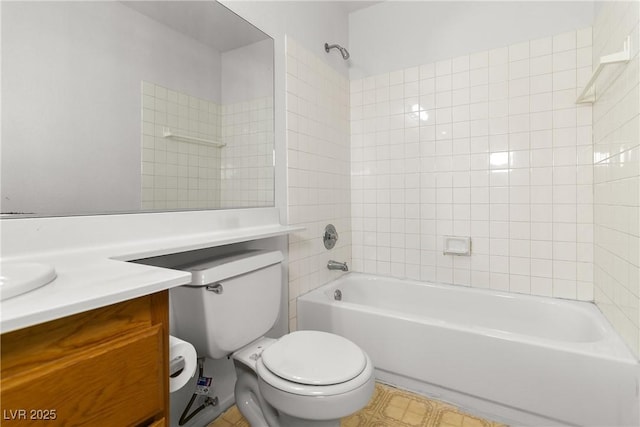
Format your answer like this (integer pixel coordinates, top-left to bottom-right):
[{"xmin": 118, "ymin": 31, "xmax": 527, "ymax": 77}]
[
  {"xmin": 141, "ymin": 81, "xmax": 273, "ymax": 210},
  {"xmin": 592, "ymin": 1, "xmax": 640, "ymax": 357},
  {"xmin": 285, "ymin": 21, "xmax": 638, "ymax": 358},
  {"xmin": 286, "ymin": 37, "xmax": 352, "ymax": 331},
  {"xmin": 351, "ymin": 28, "xmax": 595, "ymax": 301}
]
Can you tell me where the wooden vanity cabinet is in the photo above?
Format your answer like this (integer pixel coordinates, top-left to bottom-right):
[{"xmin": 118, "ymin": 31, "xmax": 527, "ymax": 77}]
[{"xmin": 0, "ymin": 291, "xmax": 169, "ymax": 426}]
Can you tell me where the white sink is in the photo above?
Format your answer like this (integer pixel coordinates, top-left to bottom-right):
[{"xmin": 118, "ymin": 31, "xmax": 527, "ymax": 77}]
[{"xmin": 0, "ymin": 262, "xmax": 57, "ymax": 300}]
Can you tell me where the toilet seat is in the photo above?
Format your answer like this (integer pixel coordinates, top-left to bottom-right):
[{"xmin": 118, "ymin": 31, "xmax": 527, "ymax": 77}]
[
  {"xmin": 256, "ymin": 330, "xmax": 373, "ymax": 396},
  {"xmin": 262, "ymin": 330, "xmax": 366, "ymax": 385}
]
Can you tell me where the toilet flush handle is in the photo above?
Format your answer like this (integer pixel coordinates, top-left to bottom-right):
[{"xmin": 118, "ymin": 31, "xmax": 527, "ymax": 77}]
[{"xmin": 206, "ymin": 283, "xmax": 224, "ymax": 294}]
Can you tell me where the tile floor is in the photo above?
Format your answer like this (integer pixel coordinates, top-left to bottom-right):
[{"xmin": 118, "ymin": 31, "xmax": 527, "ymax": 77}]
[{"xmin": 208, "ymin": 382, "xmax": 506, "ymax": 427}]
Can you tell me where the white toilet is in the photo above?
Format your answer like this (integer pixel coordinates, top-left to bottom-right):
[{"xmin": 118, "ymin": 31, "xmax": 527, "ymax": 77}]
[{"xmin": 171, "ymin": 250, "xmax": 375, "ymax": 427}]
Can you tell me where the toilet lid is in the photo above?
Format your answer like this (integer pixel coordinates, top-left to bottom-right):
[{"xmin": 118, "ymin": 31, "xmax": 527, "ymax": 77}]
[{"xmin": 261, "ymin": 330, "xmax": 366, "ymax": 386}]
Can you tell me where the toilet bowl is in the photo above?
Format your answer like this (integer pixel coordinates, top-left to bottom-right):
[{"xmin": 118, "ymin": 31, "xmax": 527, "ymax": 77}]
[
  {"xmin": 171, "ymin": 250, "xmax": 375, "ymax": 427},
  {"xmin": 233, "ymin": 332, "xmax": 375, "ymax": 426}
]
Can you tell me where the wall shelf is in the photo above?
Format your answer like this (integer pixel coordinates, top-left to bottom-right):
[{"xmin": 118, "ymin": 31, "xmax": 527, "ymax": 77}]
[
  {"xmin": 576, "ymin": 36, "xmax": 631, "ymax": 104},
  {"xmin": 162, "ymin": 127, "xmax": 226, "ymax": 147}
]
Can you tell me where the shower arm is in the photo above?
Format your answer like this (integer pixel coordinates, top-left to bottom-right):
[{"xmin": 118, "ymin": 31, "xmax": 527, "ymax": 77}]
[
  {"xmin": 324, "ymin": 42, "xmax": 350, "ymax": 60},
  {"xmin": 324, "ymin": 43, "xmax": 339, "ymax": 52}
]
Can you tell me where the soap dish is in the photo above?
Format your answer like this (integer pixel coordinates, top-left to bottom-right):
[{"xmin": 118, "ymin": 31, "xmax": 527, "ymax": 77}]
[{"xmin": 443, "ymin": 236, "xmax": 471, "ymax": 256}]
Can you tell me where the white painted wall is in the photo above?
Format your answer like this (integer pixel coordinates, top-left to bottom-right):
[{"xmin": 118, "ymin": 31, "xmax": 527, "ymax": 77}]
[
  {"xmin": 221, "ymin": 39, "xmax": 274, "ymax": 105},
  {"xmin": 349, "ymin": 1, "xmax": 595, "ymax": 79},
  {"xmin": 1, "ymin": 1, "xmax": 222, "ymax": 216},
  {"xmin": 221, "ymin": 1, "xmax": 351, "ymax": 77}
]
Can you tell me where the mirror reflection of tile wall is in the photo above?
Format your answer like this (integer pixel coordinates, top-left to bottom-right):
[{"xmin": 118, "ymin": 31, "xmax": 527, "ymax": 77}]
[
  {"xmin": 220, "ymin": 97, "xmax": 274, "ymax": 208},
  {"xmin": 141, "ymin": 81, "xmax": 273, "ymax": 210},
  {"xmin": 2, "ymin": 1, "xmax": 274, "ymax": 216},
  {"xmin": 141, "ymin": 81, "xmax": 222, "ymax": 210}
]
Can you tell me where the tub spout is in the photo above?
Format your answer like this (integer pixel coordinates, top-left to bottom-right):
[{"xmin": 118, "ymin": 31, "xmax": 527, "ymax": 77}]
[{"xmin": 328, "ymin": 260, "xmax": 348, "ymax": 271}]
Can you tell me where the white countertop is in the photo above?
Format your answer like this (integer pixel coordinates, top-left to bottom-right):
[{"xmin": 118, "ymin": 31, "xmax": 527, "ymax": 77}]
[
  {"xmin": 1, "ymin": 256, "xmax": 190, "ymax": 333},
  {"xmin": 1, "ymin": 208, "xmax": 303, "ymax": 333}
]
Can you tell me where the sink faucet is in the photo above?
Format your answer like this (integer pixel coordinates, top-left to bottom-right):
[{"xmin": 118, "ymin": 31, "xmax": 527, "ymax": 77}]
[{"xmin": 327, "ymin": 260, "xmax": 348, "ymax": 271}]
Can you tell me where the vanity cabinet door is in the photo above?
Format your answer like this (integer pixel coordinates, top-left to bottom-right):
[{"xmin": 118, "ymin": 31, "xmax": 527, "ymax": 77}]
[{"xmin": 0, "ymin": 292, "xmax": 169, "ymax": 426}]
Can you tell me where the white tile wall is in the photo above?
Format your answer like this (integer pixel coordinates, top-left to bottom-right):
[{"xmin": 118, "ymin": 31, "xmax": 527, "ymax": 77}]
[
  {"xmin": 220, "ymin": 97, "xmax": 274, "ymax": 208},
  {"xmin": 286, "ymin": 37, "xmax": 351, "ymax": 331},
  {"xmin": 141, "ymin": 81, "xmax": 222, "ymax": 210},
  {"xmin": 351, "ymin": 28, "xmax": 594, "ymax": 300},
  {"xmin": 592, "ymin": 1, "xmax": 640, "ymax": 357}
]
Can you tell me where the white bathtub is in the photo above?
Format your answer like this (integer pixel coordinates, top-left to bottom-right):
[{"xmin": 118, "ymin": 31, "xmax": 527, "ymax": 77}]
[{"xmin": 297, "ymin": 273, "xmax": 640, "ymax": 426}]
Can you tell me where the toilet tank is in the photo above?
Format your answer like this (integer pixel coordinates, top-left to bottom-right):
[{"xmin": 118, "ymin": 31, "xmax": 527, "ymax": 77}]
[{"xmin": 171, "ymin": 250, "xmax": 283, "ymax": 359}]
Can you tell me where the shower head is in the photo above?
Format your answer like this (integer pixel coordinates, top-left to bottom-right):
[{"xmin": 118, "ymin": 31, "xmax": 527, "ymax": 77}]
[{"xmin": 325, "ymin": 42, "xmax": 350, "ymax": 60}]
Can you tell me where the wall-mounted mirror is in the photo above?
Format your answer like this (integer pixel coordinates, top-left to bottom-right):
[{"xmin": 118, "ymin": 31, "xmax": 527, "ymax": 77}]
[{"xmin": 1, "ymin": 1, "xmax": 274, "ymax": 217}]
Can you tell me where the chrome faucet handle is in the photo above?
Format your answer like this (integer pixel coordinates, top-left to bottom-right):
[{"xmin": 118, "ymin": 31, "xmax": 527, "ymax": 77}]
[{"xmin": 323, "ymin": 224, "xmax": 339, "ymax": 249}]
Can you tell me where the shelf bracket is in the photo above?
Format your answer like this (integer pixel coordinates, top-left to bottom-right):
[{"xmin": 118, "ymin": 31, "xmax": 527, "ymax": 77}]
[{"xmin": 576, "ymin": 36, "xmax": 631, "ymax": 104}]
